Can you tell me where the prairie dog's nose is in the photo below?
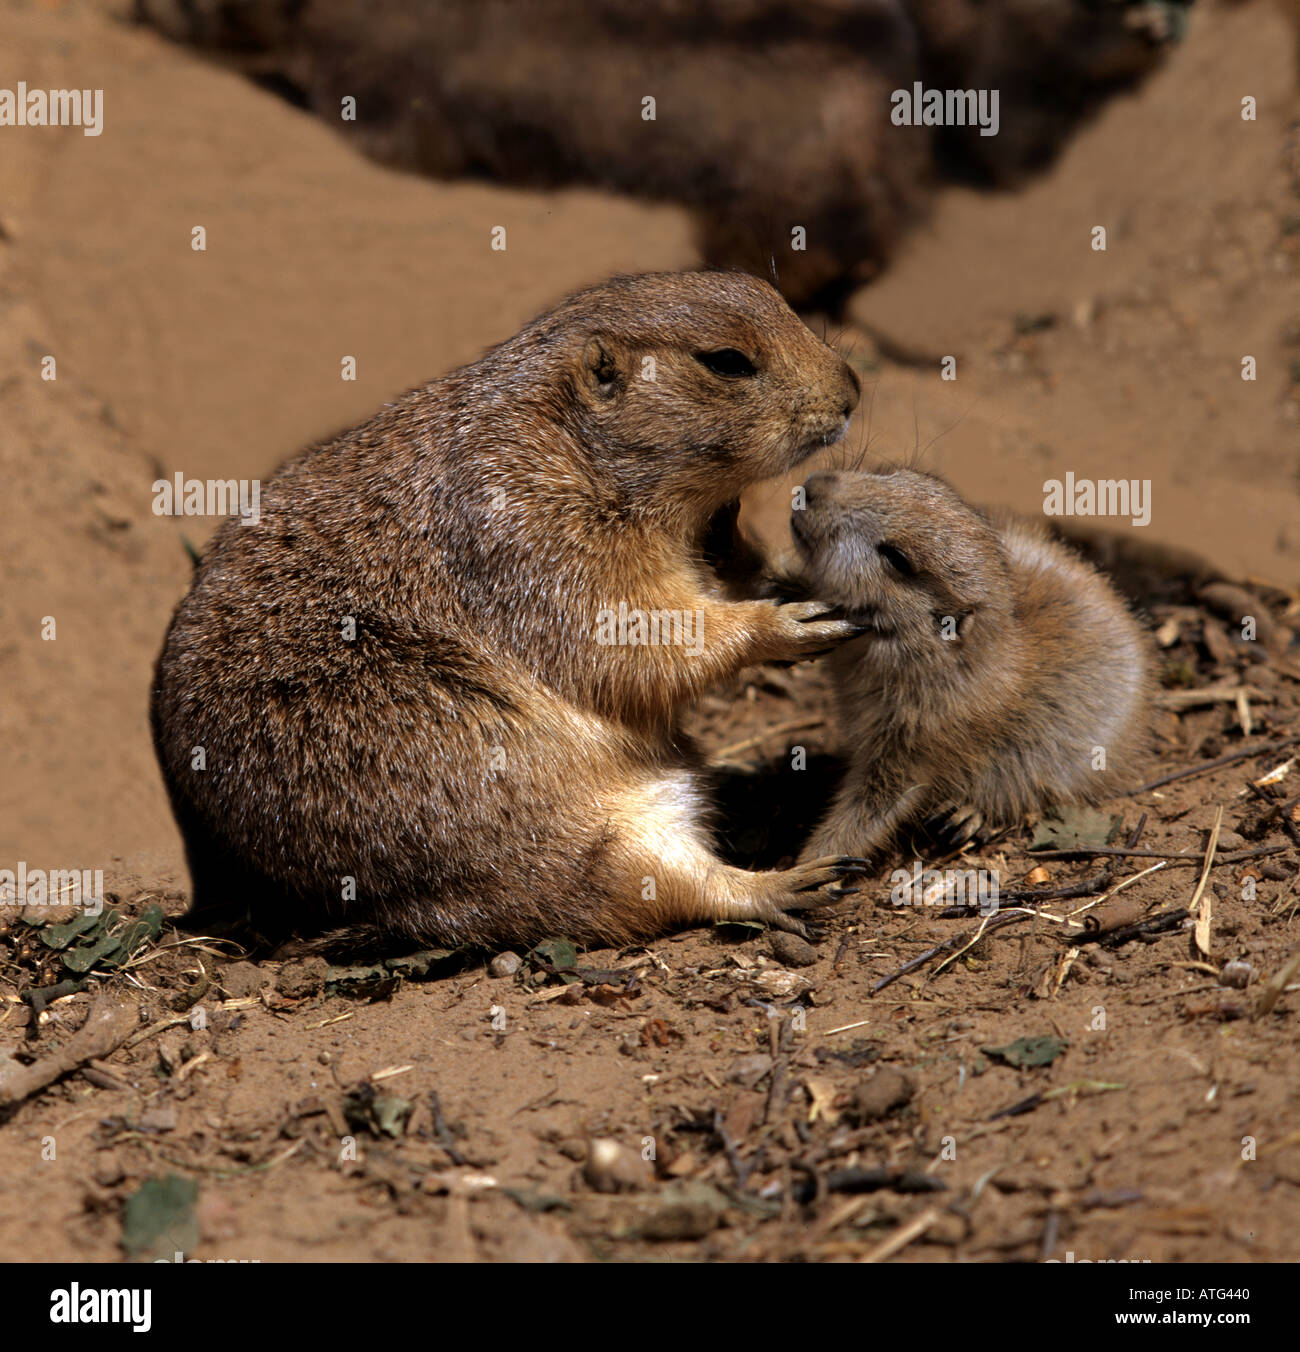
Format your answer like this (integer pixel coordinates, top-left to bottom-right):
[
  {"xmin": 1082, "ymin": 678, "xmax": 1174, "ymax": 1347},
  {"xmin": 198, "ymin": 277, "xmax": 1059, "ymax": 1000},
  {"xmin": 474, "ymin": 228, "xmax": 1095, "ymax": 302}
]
[
  {"xmin": 838, "ymin": 359, "xmax": 861, "ymax": 419},
  {"xmin": 801, "ymin": 470, "xmax": 844, "ymax": 506}
]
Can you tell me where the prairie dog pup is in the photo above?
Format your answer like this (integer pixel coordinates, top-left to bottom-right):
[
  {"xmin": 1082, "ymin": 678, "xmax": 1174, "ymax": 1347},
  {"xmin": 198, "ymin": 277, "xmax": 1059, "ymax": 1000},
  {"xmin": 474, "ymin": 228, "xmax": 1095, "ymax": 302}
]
[
  {"xmin": 792, "ymin": 468, "xmax": 1152, "ymax": 861},
  {"xmin": 152, "ymin": 271, "xmax": 866, "ymax": 952}
]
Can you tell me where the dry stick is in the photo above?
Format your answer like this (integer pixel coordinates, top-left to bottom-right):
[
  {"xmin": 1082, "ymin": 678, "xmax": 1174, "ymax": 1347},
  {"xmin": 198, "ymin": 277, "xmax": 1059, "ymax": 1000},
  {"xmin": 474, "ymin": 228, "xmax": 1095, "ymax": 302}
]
[
  {"xmin": 1254, "ymin": 945, "xmax": 1300, "ymax": 1019},
  {"xmin": 1191, "ymin": 806, "xmax": 1223, "ymax": 959},
  {"xmin": 935, "ymin": 868, "xmax": 1108, "ymax": 916},
  {"xmin": 1082, "ymin": 907, "xmax": 1190, "ymax": 949},
  {"xmin": 0, "ymin": 998, "xmax": 137, "ymax": 1109},
  {"xmin": 763, "ymin": 1016, "xmax": 794, "ymax": 1125},
  {"xmin": 1067, "ymin": 861, "xmax": 1169, "ymax": 926},
  {"xmin": 429, "ymin": 1090, "xmax": 470, "ymax": 1167},
  {"xmin": 712, "ymin": 1107, "xmax": 750, "ymax": 1187},
  {"xmin": 1236, "ymin": 689, "xmax": 1255, "ymax": 737},
  {"xmin": 1026, "ymin": 844, "xmax": 1285, "ymax": 864},
  {"xmin": 710, "ymin": 716, "xmax": 825, "ymax": 764},
  {"xmin": 1128, "ymin": 733, "xmax": 1300, "ymax": 795},
  {"xmin": 942, "ymin": 816, "xmax": 1148, "ymax": 917},
  {"xmin": 122, "ymin": 1012, "xmax": 197, "ymax": 1051},
  {"xmin": 1155, "ymin": 685, "xmax": 1273, "ymax": 709},
  {"xmin": 859, "ymin": 1206, "xmax": 941, "ymax": 1264},
  {"xmin": 942, "ymin": 847, "xmax": 1282, "ymax": 920},
  {"xmin": 870, "ymin": 912, "xmax": 1032, "ymax": 995},
  {"xmin": 932, "ymin": 911, "xmax": 1000, "ymax": 978}
]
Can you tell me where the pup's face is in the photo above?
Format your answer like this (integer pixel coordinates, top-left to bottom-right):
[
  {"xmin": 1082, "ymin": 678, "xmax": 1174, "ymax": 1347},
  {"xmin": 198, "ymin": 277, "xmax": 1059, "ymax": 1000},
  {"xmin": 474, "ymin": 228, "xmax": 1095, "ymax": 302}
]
[
  {"xmin": 561, "ymin": 271, "xmax": 860, "ymax": 509},
  {"xmin": 791, "ymin": 468, "xmax": 1010, "ymax": 656}
]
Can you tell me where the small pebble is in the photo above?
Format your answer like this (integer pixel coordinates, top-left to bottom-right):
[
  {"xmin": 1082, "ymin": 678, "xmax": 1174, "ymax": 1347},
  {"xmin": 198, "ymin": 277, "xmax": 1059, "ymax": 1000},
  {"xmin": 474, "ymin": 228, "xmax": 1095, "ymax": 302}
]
[
  {"xmin": 489, "ymin": 951, "xmax": 521, "ymax": 978},
  {"xmin": 851, "ymin": 1065, "xmax": 916, "ymax": 1122},
  {"xmin": 276, "ymin": 956, "xmax": 328, "ymax": 999},
  {"xmin": 582, "ymin": 1138, "xmax": 651, "ymax": 1193},
  {"xmin": 770, "ymin": 931, "xmax": 819, "ymax": 968},
  {"xmin": 1219, "ymin": 959, "xmax": 1255, "ymax": 989}
]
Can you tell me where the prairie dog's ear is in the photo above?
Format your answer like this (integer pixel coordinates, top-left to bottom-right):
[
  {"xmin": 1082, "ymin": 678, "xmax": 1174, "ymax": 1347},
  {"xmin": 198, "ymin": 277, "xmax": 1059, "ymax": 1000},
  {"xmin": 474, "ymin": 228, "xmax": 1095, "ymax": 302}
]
[{"xmin": 581, "ymin": 336, "xmax": 622, "ymax": 400}]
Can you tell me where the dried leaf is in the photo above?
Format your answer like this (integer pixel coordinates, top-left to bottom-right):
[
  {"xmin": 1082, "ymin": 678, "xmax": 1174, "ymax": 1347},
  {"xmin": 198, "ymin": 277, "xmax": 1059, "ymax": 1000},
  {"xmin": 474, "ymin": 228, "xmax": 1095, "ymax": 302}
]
[{"xmin": 983, "ymin": 1035, "xmax": 1068, "ymax": 1069}]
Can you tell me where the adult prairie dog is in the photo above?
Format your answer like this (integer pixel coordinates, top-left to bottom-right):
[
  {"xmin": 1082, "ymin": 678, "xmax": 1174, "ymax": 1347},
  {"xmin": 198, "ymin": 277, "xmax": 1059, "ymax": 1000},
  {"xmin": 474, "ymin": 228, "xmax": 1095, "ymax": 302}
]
[{"xmin": 152, "ymin": 271, "xmax": 867, "ymax": 952}]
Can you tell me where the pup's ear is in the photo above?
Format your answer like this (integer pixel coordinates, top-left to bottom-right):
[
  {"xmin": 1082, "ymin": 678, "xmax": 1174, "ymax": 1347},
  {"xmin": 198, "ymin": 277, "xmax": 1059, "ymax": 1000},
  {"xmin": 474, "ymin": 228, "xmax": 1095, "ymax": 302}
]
[{"xmin": 581, "ymin": 336, "xmax": 622, "ymax": 400}]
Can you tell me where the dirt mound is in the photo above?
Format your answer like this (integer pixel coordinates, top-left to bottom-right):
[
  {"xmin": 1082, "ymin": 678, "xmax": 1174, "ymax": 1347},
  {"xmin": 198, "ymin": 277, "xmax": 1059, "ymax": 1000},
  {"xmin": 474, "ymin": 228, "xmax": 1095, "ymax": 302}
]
[{"xmin": 134, "ymin": 0, "xmax": 1192, "ymax": 304}]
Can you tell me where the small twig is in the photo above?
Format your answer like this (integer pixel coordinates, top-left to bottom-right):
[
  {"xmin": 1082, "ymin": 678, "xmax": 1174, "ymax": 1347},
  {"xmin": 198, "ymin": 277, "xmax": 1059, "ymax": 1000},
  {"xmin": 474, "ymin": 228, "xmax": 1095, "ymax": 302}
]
[
  {"xmin": 1066, "ymin": 861, "xmax": 1169, "ymax": 924},
  {"xmin": 1082, "ymin": 907, "xmax": 1190, "ymax": 949},
  {"xmin": 1155, "ymin": 685, "xmax": 1272, "ymax": 710},
  {"xmin": 430, "ymin": 1090, "xmax": 469, "ymax": 1167},
  {"xmin": 1191, "ymin": 807, "xmax": 1223, "ymax": 959},
  {"xmin": 712, "ymin": 1107, "xmax": 751, "ymax": 1187},
  {"xmin": 122, "ymin": 1012, "xmax": 194, "ymax": 1051},
  {"xmin": 817, "ymin": 1018, "xmax": 874, "ymax": 1038},
  {"xmin": 1254, "ymin": 945, "xmax": 1300, "ymax": 1019},
  {"xmin": 763, "ymin": 1017, "xmax": 793, "ymax": 1125},
  {"xmin": 933, "ymin": 911, "xmax": 1001, "ymax": 978},
  {"xmin": 0, "ymin": 998, "xmax": 137, "ymax": 1109},
  {"xmin": 937, "ymin": 868, "xmax": 1110, "ymax": 916},
  {"xmin": 870, "ymin": 913, "xmax": 1031, "ymax": 994},
  {"xmin": 832, "ymin": 932, "xmax": 852, "ymax": 974},
  {"xmin": 1128, "ymin": 734, "xmax": 1300, "ymax": 795},
  {"xmin": 710, "ymin": 716, "xmax": 826, "ymax": 764},
  {"xmin": 859, "ymin": 1206, "xmax": 940, "ymax": 1263},
  {"xmin": 1026, "ymin": 844, "xmax": 1285, "ymax": 865}
]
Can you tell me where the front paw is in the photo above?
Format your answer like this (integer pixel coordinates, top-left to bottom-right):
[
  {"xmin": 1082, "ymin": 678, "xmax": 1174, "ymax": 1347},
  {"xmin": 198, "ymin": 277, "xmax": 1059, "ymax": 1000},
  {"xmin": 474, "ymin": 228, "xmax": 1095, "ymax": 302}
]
[
  {"xmin": 761, "ymin": 600, "xmax": 867, "ymax": 663},
  {"xmin": 922, "ymin": 803, "xmax": 987, "ymax": 851}
]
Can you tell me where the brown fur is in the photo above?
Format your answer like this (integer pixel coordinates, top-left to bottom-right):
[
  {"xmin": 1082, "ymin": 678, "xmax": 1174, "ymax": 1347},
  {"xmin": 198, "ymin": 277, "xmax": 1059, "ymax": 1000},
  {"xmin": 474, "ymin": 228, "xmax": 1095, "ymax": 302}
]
[
  {"xmin": 134, "ymin": 0, "xmax": 1192, "ymax": 307},
  {"xmin": 791, "ymin": 468, "xmax": 1153, "ymax": 861},
  {"xmin": 151, "ymin": 271, "xmax": 864, "ymax": 953}
]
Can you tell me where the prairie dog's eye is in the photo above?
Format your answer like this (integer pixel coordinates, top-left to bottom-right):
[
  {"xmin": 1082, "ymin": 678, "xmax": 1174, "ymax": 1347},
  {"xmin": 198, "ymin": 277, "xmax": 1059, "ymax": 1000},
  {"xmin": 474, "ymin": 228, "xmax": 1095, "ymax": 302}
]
[
  {"xmin": 878, "ymin": 542, "xmax": 915, "ymax": 577},
  {"xmin": 695, "ymin": 348, "xmax": 758, "ymax": 378}
]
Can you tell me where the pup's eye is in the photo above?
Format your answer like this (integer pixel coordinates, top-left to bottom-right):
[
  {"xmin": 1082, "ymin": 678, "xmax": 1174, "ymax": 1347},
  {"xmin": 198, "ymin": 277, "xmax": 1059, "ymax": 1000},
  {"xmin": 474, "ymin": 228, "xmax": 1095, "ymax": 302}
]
[
  {"xmin": 878, "ymin": 543, "xmax": 915, "ymax": 576},
  {"xmin": 695, "ymin": 348, "xmax": 757, "ymax": 378}
]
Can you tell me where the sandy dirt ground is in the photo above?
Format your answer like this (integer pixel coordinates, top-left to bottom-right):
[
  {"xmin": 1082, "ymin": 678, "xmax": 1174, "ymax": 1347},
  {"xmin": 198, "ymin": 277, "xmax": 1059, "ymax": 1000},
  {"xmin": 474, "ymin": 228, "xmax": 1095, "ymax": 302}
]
[{"xmin": 1, "ymin": 0, "xmax": 1299, "ymax": 1263}]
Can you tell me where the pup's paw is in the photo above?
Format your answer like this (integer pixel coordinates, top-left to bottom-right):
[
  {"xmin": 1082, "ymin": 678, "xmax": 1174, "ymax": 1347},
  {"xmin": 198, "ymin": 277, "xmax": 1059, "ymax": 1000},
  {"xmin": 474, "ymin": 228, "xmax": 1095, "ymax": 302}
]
[{"xmin": 923, "ymin": 803, "xmax": 986, "ymax": 851}]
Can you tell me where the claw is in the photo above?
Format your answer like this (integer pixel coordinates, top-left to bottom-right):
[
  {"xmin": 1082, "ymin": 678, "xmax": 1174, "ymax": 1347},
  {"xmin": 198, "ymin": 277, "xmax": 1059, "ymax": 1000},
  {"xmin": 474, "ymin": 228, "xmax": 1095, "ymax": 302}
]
[{"xmin": 924, "ymin": 805, "xmax": 984, "ymax": 849}]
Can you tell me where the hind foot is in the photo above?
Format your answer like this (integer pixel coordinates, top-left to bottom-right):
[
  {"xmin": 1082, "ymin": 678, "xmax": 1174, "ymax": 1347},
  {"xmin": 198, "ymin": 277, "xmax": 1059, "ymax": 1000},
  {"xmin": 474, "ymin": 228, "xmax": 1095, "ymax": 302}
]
[{"xmin": 742, "ymin": 854, "xmax": 867, "ymax": 939}]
